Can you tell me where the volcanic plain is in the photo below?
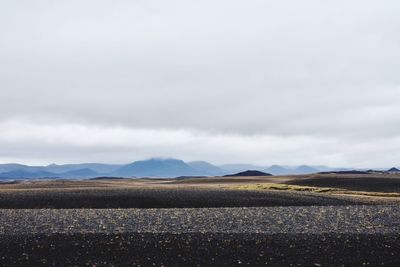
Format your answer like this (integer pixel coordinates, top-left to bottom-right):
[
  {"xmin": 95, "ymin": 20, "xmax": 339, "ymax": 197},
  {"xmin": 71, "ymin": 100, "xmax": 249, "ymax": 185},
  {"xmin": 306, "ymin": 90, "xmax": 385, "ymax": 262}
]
[{"xmin": 1, "ymin": 173, "xmax": 400, "ymax": 266}]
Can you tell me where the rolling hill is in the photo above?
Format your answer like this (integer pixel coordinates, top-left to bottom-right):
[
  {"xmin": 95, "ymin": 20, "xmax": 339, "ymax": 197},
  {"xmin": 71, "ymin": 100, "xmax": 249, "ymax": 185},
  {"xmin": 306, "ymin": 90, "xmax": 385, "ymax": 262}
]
[{"xmin": 224, "ymin": 170, "xmax": 272, "ymax": 177}]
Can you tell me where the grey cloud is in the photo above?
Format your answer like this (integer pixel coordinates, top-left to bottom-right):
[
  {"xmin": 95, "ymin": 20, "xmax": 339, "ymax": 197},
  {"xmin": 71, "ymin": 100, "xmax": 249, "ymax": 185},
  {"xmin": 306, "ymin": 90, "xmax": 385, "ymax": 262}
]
[{"xmin": 0, "ymin": 0, "xmax": 400, "ymax": 166}]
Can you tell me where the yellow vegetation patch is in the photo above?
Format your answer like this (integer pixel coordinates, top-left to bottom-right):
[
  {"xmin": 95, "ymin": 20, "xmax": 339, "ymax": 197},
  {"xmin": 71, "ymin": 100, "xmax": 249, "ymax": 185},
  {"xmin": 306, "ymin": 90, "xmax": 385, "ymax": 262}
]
[
  {"xmin": 340, "ymin": 191, "xmax": 400, "ymax": 198},
  {"xmin": 232, "ymin": 183, "xmax": 400, "ymax": 198},
  {"xmin": 234, "ymin": 183, "xmax": 338, "ymax": 193}
]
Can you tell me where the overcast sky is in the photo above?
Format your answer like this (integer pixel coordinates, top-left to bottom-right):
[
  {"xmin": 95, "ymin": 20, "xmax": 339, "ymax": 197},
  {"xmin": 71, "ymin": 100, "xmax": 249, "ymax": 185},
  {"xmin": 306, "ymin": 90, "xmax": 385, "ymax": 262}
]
[{"xmin": 0, "ymin": 0, "xmax": 399, "ymax": 167}]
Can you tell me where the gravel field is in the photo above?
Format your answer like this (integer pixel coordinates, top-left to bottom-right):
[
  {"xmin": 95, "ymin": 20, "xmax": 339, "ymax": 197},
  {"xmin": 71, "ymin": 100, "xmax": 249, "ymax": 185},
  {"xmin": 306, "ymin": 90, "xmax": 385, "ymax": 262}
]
[
  {"xmin": 1, "ymin": 206, "xmax": 399, "ymax": 235},
  {"xmin": 287, "ymin": 176, "xmax": 400, "ymax": 192},
  {"xmin": 0, "ymin": 188, "xmax": 398, "ymax": 209},
  {"xmin": 1, "ymin": 206, "xmax": 400, "ymax": 266},
  {"xmin": 1, "ymin": 179, "xmax": 400, "ymax": 266}
]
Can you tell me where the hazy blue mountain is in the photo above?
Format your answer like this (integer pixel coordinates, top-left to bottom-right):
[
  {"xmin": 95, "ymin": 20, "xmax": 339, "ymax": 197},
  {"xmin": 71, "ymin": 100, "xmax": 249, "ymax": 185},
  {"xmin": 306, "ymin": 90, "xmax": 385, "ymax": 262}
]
[
  {"xmin": 311, "ymin": 165, "xmax": 334, "ymax": 172},
  {"xmin": 263, "ymin": 165, "xmax": 292, "ymax": 175},
  {"xmin": 0, "ymin": 160, "xmax": 381, "ymax": 179},
  {"xmin": 312, "ymin": 166, "xmax": 353, "ymax": 172},
  {"xmin": 187, "ymin": 161, "xmax": 227, "ymax": 176},
  {"xmin": 0, "ymin": 163, "xmax": 28, "ymax": 173},
  {"xmin": 218, "ymin": 164, "xmax": 266, "ymax": 173},
  {"xmin": 60, "ymin": 168, "xmax": 99, "ymax": 178},
  {"xmin": 111, "ymin": 158, "xmax": 201, "ymax": 178},
  {"xmin": 263, "ymin": 165, "xmax": 321, "ymax": 175},
  {"xmin": 0, "ymin": 163, "xmax": 46, "ymax": 173},
  {"xmin": 0, "ymin": 170, "xmax": 58, "ymax": 179},
  {"xmin": 0, "ymin": 168, "xmax": 100, "ymax": 179},
  {"xmin": 294, "ymin": 165, "xmax": 319, "ymax": 174},
  {"xmin": 44, "ymin": 163, "xmax": 121, "ymax": 174},
  {"xmin": 0, "ymin": 163, "xmax": 119, "ymax": 176}
]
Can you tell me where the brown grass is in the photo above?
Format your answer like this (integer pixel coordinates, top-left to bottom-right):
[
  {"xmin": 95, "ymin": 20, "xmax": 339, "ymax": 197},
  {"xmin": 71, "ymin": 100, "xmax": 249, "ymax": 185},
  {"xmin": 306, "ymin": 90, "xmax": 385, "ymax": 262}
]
[{"xmin": 232, "ymin": 183, "xmax": 400, "ymax": 198}]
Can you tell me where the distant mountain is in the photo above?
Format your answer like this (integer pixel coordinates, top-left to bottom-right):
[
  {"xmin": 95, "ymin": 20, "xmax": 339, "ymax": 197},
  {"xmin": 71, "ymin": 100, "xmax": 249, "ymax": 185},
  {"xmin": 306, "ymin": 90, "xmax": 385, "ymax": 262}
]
[
  {"xmin": 111, "ymin": 158, "xmax": 201, "ymax": 178},
  {"xmin": 388, "ymin": 167, "xmax": 400, "ymax": 173},
  {"xmin": 263, "ymin": 165, "xmax": 292, "ymax": 175},
  {"xmin": 187, "ymin": 161, "xmax": 227, "ymax": 176},
  {"xmin": 294, "ymin": 165, "xmax": 319, "ymax": 174},
  {"xmin": 44, "ymin": 163, "xmax": 121, "ymax": 174},
  {"xmin": 262, "ymin": 165, "xmax": 319, "ymax": 175},
  {"xmin": 0, "ymin": 159, "xmax": 390, "ymax": 179},
  {"xmin": 60, "ymin": 168, "xmax": 99, "ymax": 178},
  {"xmin": 0, "ymin": 163, "xmax": 45, "ymax": 173},
  {"xmin": 0, "ymin": 170, "xmax": 58, "ymax": 179},
  {"xmin": 318, "ymin": 170, "xmax": 371, "ymax": 175},
  {"xmin": 224, "ymin": 170, "xmax": 272, "ymax": 177},
  {"xmin": 0, "ymin": 168, "xmax": 100, "ymax": 179},
  {"xmin": 218, "ymin": 164, "xmax": 266, "ymax": 173}
]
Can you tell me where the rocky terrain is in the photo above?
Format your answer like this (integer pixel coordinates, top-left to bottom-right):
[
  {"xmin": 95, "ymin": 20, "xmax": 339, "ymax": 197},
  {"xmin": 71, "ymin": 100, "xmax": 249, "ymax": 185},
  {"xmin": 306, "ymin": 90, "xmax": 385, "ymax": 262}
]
[
  {"xmin": 1, "ymin": 175, "xmax": 400, "ymax": 266},
  {"xmin": 0, "ymin": 206, "xmax": 399, "ymax": 266}
]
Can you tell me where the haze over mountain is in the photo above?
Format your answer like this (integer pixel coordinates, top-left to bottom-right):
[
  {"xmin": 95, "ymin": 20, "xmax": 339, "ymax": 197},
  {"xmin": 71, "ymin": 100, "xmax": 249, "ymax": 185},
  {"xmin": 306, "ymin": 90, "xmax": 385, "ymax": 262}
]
[
  {"xmin": 110, "ymin": 159, "xmax": 201, "ymax": 178},
  {"xmin": 45, "ymin": 163, "xmax": 121, "ymax": 174},
  {"xmin": 0, "ymin": 170, "xmax": 58, "ymax": 179},
  {"xmin": 263, "ymin": 165, "xmax": 292, "ymax": 175},
  {"xmin": 294, "ymin": 165, "xmax": 320, "ymax": 174},
  {"xmin": 187, "ymin": 161, "xmax": 227, "ymax": 176},
  {"xmin": 0, "ymin": 159, "xmax": 398, "ymax": 180},
  {"xmin": 0, "ymin": 164, "xmax": 46, "ymax": 173},
  {"xmin": 60, "ymin": 168, "xmax": 100, "ymax": 178},
  {"xmin": 219, "ymin": 164, "xmax": 267, "ymax": 173}
]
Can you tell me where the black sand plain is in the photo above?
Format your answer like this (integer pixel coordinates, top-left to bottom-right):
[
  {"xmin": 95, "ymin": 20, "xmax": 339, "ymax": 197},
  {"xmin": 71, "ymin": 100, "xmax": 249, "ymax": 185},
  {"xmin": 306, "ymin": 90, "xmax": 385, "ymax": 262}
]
[{"xmin": 1, "ymin": 174, "xmax": 400, "ymax": 266}]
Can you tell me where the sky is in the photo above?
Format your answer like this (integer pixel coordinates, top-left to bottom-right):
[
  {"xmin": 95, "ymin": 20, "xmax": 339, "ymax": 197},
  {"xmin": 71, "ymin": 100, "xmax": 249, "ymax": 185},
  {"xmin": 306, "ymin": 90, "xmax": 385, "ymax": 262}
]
[{"xmin": 0, "ymin": 0, "xmax": 400, "ymax": 167}]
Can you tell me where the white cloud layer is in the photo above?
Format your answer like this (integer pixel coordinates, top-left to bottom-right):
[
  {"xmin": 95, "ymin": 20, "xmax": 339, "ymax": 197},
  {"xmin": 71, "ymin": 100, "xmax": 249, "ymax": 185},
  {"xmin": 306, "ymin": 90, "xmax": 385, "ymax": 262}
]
[
  {"xmin": 0, "ymin": 120, "xmax": 400, "ymax": 168},
  {"xmin": 0, "ymin": 1, "xmax": 399, "ymax": 167}
]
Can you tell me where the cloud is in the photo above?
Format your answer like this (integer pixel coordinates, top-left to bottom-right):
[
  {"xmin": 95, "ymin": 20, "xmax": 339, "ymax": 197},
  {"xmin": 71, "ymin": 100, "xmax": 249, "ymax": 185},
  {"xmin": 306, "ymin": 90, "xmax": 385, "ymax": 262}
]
[
  {"xmin": 0, "ymin": 120, "xmax": 400, "ymax": 167},
  {"xmin": 0, "ymin": 1, "xmax": 399, "ymax": 166}
]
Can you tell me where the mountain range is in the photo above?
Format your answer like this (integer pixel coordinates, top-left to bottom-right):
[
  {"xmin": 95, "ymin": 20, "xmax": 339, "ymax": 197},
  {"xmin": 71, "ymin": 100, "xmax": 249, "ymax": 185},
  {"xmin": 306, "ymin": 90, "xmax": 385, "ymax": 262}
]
[{"xmin": 0, "ymin": 159, "xmax": 398, "ymax": 179}]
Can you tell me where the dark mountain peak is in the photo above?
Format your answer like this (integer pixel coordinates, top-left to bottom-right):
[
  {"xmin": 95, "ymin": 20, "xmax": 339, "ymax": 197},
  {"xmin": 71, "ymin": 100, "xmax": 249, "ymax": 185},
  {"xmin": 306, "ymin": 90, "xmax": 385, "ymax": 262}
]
[
  {"xmin": 388, "ymin": 167, "xmax": 400, "ymax": 173},
  {"xmin": 224, "ymin": 170, "xmax": 272, "ymax": 177},
  {"xmin": 218, "ymin": 163, "xmax": 266, "ymax": 172}
]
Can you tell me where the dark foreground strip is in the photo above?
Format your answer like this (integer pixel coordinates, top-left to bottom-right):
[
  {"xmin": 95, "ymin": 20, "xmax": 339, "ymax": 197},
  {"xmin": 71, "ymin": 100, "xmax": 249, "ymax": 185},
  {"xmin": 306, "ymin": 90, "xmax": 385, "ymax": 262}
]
[
  {"xmin": 1, "ymin": 233, "xmax": 399, "ymax": 266},
  {"xmin": 1, "ymin": 206, "xmax": 399, "ymax": 266},
  {"xmin": 0, "ymin": 188, "xmax": 394, "ymax": 209}
]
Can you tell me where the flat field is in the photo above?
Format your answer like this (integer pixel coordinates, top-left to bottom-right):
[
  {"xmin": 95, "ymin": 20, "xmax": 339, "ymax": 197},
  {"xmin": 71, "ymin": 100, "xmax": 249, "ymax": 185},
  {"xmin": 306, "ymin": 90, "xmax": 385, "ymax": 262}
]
[{"xmin": 1, "ymin": 174, "xmax": 400, "ymax": 266}]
